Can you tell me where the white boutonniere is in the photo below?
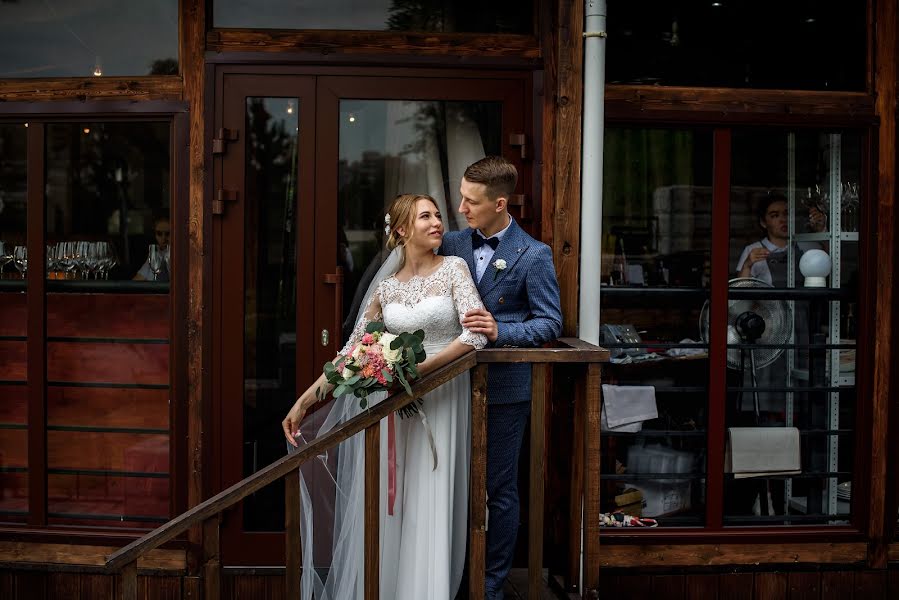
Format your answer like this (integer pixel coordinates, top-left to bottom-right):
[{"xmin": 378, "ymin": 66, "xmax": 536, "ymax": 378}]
[{"xmin": 492, "ymin": 259, "xmax": 507, "ymax": 280}]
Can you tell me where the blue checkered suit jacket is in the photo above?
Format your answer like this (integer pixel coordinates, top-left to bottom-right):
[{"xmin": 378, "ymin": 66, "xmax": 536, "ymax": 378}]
[{"xmin": 440, "ymin": 219, "xmax": 562, "ymax": 404}]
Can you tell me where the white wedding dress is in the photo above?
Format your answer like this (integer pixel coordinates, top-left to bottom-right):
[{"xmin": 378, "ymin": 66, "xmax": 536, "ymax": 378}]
[{"xmin": 296, "ymin": 255, "xmax": 486, "ymax": 600}]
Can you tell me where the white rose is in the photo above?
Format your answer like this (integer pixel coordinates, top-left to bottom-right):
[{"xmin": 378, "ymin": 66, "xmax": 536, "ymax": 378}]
[
  {"xmin": 342, "ymin": 367, "xmax": 354, "ymax": 379},
  {"xmin": 351, "ymin": 344, "xmax": 364, "ymax": 360},
  {"xmin": 493, "ymin": 259, "xmax": 507, "ymax": 270},
  {"xmin": 379, "ymin": 333, "xmax": 403, "ymax": 364}
]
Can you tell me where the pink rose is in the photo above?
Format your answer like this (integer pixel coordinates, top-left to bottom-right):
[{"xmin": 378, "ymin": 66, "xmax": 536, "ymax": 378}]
[{"xmin": 361, "ymin": 333, "xmax": 375, "ymax": 345}]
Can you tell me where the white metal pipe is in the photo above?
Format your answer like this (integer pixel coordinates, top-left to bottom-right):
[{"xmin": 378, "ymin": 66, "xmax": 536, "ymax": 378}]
[{"xmin": 578, "ymin": 0, "xmax": 607, "ymax": 346}]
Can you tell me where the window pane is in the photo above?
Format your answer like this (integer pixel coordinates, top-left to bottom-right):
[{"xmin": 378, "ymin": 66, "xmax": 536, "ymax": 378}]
[
  {"xmin": 213, "ymin": 0, "xmax": 533, "ymax": 34},
  {"xmin": 0, "ymin": 123, "xmax": 28, "ymax": 524},
  {"xmin": 0, "ymin": 2, "xmax": 178, "ymax": 78},
  {"xmin": 607, "ymin": 1, "xmax": 865, "ymax": 91},
  {"xmin": 44, "ymin": 122, "xmax": 172, "ymax": 529},
  {"xmin": 241, "ymin": 98, "xmax": 299, "ymax": 532},
  {"xmin": 724, "ymin": 130, "xmax": 861, "ymax": 526},
  {"xmin": 599, "ymin": 127, "xmax": 713, "ymax": 526},
  {"xmin": 337, "ymin": 100, "xmax": 502, "ymax": 345},
  {"xmin": 46, "ymin": 122, "xmax": 171, "ymax": 282}
]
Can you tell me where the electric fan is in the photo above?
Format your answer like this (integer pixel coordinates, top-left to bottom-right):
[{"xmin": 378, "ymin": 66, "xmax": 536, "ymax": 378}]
[{"xmin": 699, "ymin": 278, "xmax": 793, "ymax": 419}]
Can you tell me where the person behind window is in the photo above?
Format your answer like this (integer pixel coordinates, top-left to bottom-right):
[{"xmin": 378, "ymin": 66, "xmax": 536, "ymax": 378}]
[
  {"xmin": 735, "ymin": 192, "xmax": 824, "ymax": 286},
  {"xmin": 133, "ymin": 215, "xmax": 170, "ymax": 281}
]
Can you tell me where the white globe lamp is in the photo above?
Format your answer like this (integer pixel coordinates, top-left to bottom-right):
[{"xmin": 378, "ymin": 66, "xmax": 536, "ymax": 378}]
[{"xmin": 799, "ymin": 249, "xmax": 832, "ymax": 288}]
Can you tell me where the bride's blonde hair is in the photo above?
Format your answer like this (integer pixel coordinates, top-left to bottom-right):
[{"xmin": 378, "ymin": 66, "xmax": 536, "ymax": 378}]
[{"xmin": 385, "ymin": 193, "xmax": 440, "ymax": 250}]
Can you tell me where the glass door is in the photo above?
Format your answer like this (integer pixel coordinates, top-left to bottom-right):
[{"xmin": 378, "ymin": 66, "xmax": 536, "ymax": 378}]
[
  {"xmin": 214, "ymin": 70, "xmax": 529, "ymax": 564},
  {"xmin": 215, "ymin": 74, "xmax": 317, "ymax": 564}
]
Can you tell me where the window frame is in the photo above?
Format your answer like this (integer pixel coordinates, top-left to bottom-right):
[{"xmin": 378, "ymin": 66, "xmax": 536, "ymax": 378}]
[
  {"xmin": 597, "ymin": 109, "xmax": 878, "ymax": 543},
  {"xmin": 0, "ymin": 102, "xmax": 189, "ymax": 541}
]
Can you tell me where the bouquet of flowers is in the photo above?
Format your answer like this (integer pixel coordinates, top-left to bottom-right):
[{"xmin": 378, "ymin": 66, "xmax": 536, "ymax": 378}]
[{"xmin": 318, "ymin": 321, "xmax": 426, "ymax": 410}]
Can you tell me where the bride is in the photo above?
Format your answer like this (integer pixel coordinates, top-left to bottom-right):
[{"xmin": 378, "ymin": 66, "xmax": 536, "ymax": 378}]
[{"xmin": 282, "ymin": 193, "xmax": 487, "ymax": 599}]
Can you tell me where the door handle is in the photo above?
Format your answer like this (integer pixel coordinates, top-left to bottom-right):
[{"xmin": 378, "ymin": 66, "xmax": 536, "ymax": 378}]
[{"xmin": 324, "ymin": 267, "xmax": 344, "ymax": 355}]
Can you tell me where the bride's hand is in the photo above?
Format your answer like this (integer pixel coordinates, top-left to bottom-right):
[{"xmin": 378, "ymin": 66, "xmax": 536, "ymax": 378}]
[{"xmin": 282, "ymin": 386, "xmax": 319, "ymax": 447}]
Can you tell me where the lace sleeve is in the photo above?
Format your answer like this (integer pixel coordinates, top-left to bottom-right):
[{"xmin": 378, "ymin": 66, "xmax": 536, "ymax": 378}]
[
  {"xmin": 339, "ymin": 286, "xmax": 383, "ymax": 357},
  {"xmin": 449, "ymin": 257, "xmax": 488, "ymax": 349}
]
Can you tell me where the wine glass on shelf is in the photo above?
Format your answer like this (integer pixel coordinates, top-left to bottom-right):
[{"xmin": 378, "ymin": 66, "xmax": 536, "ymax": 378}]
[
  {"xmin": 148, "ymin": 245, "xmax": 163, "ymax": 281},
  {"xmin": 13, "ymin": 246, "xmax": 27, "ymax": 279},
  {"xmin": 0, "ymin": 242, "xmax": 12, "ymax": 278},
  {"xmin": 46, "ymin": 244, "xmax": 59, "ymax": 278}
]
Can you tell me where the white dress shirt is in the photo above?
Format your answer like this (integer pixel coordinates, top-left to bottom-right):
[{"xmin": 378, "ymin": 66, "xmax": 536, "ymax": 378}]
[{"xmin": 473, "ymin": 216, "xmax": 513, "ymax": 282}]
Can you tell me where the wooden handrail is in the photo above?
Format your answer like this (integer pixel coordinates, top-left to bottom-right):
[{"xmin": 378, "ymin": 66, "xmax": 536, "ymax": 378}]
[
  {"xmin": 105, "ymin": 351, "xmax": 478, "ymax": 572},
  {"xmin": 106, "ymin": 336, "xmax": 609, "ymax": 600}
]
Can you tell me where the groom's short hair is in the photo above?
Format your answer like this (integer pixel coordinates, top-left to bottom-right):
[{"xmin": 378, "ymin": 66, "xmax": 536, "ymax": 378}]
[{"xmin": 463, "ymin": 156, "xmax": 517, "ymax": 201}]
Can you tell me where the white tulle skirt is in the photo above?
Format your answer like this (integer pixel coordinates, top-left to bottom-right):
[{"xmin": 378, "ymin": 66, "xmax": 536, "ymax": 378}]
[{"xmin": 294, "ymin": 371, "xmax": 471, "ymax": 600}]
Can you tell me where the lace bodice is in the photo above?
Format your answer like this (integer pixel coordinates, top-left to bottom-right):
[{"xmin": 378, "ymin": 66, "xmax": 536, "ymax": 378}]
[{"xmin": 341, "ymin": 256, "xmax": 487, "ymax": 356}]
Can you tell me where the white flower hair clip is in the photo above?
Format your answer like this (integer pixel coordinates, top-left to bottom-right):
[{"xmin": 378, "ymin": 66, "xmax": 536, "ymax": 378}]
[{"xmin": 384, "ymin": 213, "xmax": 391, "ymax": 237}]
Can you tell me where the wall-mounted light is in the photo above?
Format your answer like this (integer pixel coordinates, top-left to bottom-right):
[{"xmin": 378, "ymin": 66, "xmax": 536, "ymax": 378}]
[
  {"xmin": 286, "ymin": 101, "xmax": 294, "ymax": 115},
  {"xmin": 93, "ymin": 56, "xmax": 102, "ymax": 77},
  {"xmin": 348, "ymin": 113, "xmax": 356, "ymax": 123},
  {"xmin": 83, "ymin": 127, "xmax": 91, "ymax": 134}
]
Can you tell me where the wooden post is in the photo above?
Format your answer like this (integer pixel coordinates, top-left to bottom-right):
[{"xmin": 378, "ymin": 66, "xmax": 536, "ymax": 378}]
[
  {"xmin": 868, "ymin": 0, "xmax": 897, "ymax": 569},
  {"xmin": 180, "ymin": 0, "xmax": 207, "ymax": 576},
  {"xmin": 364, "ymin": 424, "xmax": 381, "ymax": 600},
  {"xmin": 582, "ymin": 364, "xmax": 602, "ymax": 594},
  {"xmin": 470, "ymin": 364, "xmax": 489, "ymax": 600},
  {"xmin": 202, "ymin": 514, "xmax": 221, "ymax": 600},
  {"xmin": 285, "ymin": 468, "xmax": 302, "ymax": 596},
  {"xmin": 121, "ymin": 561, "xmax": 138, "ymax": 600},
  {"xmin": 528, "ymin": 363, "xmax": 546, "ymax": 598},
  {"xmin": 568, "ymin": 367, "xmax": 585, "ymax": 592},
  {"xmin": 529, "ymin": 363, "xmax": 548, "ymax": 598}
]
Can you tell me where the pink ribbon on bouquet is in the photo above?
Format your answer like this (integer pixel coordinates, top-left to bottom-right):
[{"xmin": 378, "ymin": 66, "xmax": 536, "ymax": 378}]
[{"xmin": 387, "ymin": 412, "xmax": 397, "ymax": 515}]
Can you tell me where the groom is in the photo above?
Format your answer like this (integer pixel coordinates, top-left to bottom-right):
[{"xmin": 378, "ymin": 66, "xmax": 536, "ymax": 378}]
[{"xmin": 440, "ymin": 156, "xmax": 562, "ymax": 599}]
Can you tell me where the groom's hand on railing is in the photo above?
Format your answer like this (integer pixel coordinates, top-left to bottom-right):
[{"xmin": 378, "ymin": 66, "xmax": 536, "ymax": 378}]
[{"xmin": 462, "ymin": 308, "xmax": 498, "ymax": 342}]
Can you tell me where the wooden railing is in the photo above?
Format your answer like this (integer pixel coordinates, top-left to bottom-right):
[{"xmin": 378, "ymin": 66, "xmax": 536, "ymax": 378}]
[{"xmin": 104, "ymin": 338, "xmax": 608, "ymax": 599}]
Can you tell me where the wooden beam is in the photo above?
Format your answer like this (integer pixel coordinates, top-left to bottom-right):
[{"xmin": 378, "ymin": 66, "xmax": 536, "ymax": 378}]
[
  {"xmin": 121, "ymin": 561, "xmax": 138, "ymax": 600},
  {"xmin": 528, "ymin": 364, "xmax": 547, "ymax": 599},
  {"xmin": 867, "ymin": 0, "xmax": 897, "ymax": 569},
  {"xmin": 364, "ymin": 426, "xmax": 380, "ymax": 600},
  {"xmin": 604, "ymin": 86, "xmax": 876, "ymax": 122},
  {"xmin": 551, "ymin": 0, "xmax": 585, "ymax": 336},
  {"xmin": 180, "ymin": 0, "xmax": 207, "ymax": 577},
  {"xmin": 0, "ymin": 542, "xmax": 185, "ymax": 571},
  {"xmin": 469, "ymin": 364, "xmax": 488, "ymax": 600},
  {"xmin": 582, "ymin": 363, "xmax": 602, "ymax": 594},
  {"xmin": 476, "ymin": 347, "xmax": 609, "ymax": 363},
  {"xmin": 202, "ymin": 516, "xmax": 221, "ymax": 600},
  {"xmin": 538, "ymin": 0, "xmax": 558, "ymax": 247},
  {"xmin": 207, "ymin": 29, "xmax": 540, "ymax": 58},
  {"xmin": 0, "ymin": 77, "xmax": 182, "ymax": 102},
  {"xmin": 597, "ymin": 542, "xmax": 867, "ymax": 568},
  {"xmin": 284, "ymin": 469, "xmax": 302, "ymax": 596}
]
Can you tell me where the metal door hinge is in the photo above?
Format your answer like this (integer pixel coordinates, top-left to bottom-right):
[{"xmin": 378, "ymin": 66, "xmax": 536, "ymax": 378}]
[
  {"xmin": 508, "ymin": 193, "xmax": 531, "ymax": 221},
  {"xmin": 509, "ymin": 133, "xmax": 527, "ymax": 159},
  {"xmin": 212, "ymin": 189, "xmax": 239, "ymax": 215},
  {"xmin": 212, "ymin": 128, "xmax": 239, "ymax": 155}
]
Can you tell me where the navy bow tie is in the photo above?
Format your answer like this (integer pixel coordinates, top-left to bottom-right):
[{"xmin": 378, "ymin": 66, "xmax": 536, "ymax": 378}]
[{"xmin": 472, "ymin": 234, "xmax": 499, "ymax": 250}]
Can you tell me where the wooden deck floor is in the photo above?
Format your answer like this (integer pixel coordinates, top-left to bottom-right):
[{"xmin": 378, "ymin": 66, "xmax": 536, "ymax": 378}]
[{"xmin": 503, "ymin": 568, "xmax": 570, "ymax": 600}]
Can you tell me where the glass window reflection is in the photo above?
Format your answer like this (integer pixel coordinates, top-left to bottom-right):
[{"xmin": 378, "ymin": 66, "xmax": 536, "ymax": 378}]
[
  {"xmin": 45, "ymin": 122, "xmax": 171, "ymax": 284},
  {"xmin": 599, "ymin": 127, "xmax": 713, "ymax": 526},
  {"xmin": 0, "ymin": 1, "xmax": 178, "ymax": 78},
  {"xmin": 214, "ymin": 0, "xmax": 532, "ymax": 34},
  {"xmin": 724, "ymin": 129, "xmax": 861, "ymax": 526},
  {"xmin": 607, "ymin": 1, "xmax": 865, "ymax": 91}
]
